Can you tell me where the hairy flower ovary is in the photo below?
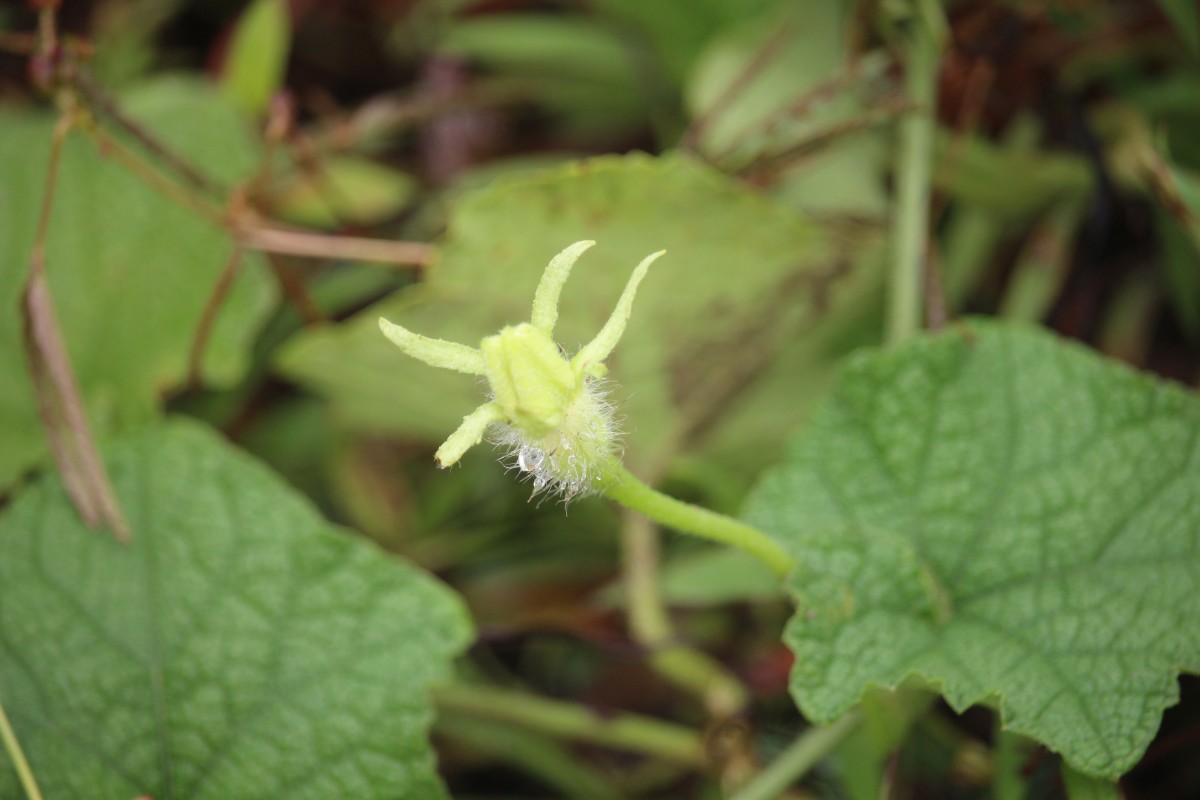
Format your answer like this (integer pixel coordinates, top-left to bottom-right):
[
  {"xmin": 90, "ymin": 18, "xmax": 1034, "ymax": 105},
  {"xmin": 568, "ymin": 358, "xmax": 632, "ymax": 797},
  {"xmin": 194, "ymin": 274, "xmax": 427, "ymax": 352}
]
[
  {"xmin": 481, "ymin": 323, "xmax": 578, "ymax": 439},
  {"xmin": 492, "ymin": 374, "xmax": 618, "ymax": 499}
]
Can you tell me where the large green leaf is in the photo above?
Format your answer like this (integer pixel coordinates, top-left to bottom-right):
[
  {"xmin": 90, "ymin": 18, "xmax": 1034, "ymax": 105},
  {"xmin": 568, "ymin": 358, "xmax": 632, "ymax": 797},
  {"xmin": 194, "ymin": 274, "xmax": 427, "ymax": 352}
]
[
  {"xmin": 0, "ymin": 420, "xmax": 472, "ymax": 798},
  {"xmin": 0, "ymin": 77, "xmax": 276, "ymax": 490},
  {"xmin": 276, "ymin": 151, "xmax": 879, "ymax": 472},
  {"xmin": 744, "ymin": 320, "xmax": 1200, "ymax": 778}
]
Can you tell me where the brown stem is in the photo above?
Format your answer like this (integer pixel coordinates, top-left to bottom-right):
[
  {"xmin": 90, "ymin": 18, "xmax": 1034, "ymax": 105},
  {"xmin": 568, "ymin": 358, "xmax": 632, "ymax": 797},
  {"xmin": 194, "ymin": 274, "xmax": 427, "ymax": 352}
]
[
  {"xmin": 35, "ymin": 0, "xmax": 59, "ymax": 57},
  {"xmin": 737, "ymin": 98, "xmax": 914, "ymax": 183},
  {"xmin": 74, "ymin": 69, "xmax": 225, "ymax": 197},
  {"xmin": 23, "ymin": 114, "xmax": 131, "ymax": 542},
  {"xmin": 189, "ymin": 246, "xmax": 247, "ymax": 388},
  {"xmin": 237, "ymin": 225, "xmax": 433, "ymax": 267},
  {"xmin": 307, "ymin": 81, "xmax": 522, "ymax": 153},
  {"xmin": 83, "ymin": 119, "xmax": 228, "ymax": 225},
  {"xmin": 265, "ymin": 253, "xmax": 324, "ymax": 325},
  {"xmin": 680, "ymin": 19, "xmax": 795, "ymax": 152},
  {"xmin": 711, "ymin": 54, "xmax": 891, "ymax": 165}
]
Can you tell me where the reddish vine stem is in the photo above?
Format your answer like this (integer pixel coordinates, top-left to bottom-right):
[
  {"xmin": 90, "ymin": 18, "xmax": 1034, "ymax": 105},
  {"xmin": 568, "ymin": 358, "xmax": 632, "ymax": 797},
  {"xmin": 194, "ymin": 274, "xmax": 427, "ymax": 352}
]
[
  {"xmin": 711, "ymin": 54, "xmax": 892, "ymax": 166},
  {"xmin": 23, "ymin": 112, "xmax": 131, "ymax": 542},
  {"xmin": 680, "ymin": 17, "xmax": 795, "ymax": 152},
  {"xmin": 189, "ymin": 246, "xmax": 247, "ymax": 388},
  {"xmin": 264, "ymin": 253, "xmax": 324, "ymax": 325},
  {"xmin": 83, "ymin": 119, "xmax": 228, "ymax": 225},
  {"xmin": 237, "ymin": 226, "xmax": 434, "ymax": 267},
  {"xmin": 74, "ymin": 69, "xmax": 225, "ymax": 197}
]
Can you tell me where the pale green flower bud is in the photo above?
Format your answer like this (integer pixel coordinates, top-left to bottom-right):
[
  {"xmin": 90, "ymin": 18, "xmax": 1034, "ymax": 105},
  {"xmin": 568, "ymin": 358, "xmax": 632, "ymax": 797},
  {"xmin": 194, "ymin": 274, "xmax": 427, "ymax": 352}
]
[{"xmin": 480, "ymin": 323, "xmax": 578, "ymax": 439}]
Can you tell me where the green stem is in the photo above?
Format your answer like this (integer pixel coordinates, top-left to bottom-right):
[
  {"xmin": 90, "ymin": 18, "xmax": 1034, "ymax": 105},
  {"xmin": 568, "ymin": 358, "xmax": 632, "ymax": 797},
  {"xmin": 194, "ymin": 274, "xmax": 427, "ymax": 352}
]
[
  {"xmin": 887, "ymin": 7, "xmax": 940, "ymax": 344},
  {"xmin": 621, "ymin": 510, "xmax": 749, "ymax": 717},
  {"xmin": 601, "ymin": 460, "xmax": 793, "ymax": 578},
  {"xmin": 433, "ymin": 683, "xmax": 705, "ymax": 767},
  {"xmin": 993, "ymin": 726, "xmax": 1033, "ymax": 800},
  {"xmin": 0, "ymin": 696, "xmax": 44, "ymax": 800},
  {"xmin": 622, "ymin": 509, "xmax": 672, "ymax": 643},
  {"xmin": 728, "ymin": 711, "xmax": 863, "ymax": 800}
]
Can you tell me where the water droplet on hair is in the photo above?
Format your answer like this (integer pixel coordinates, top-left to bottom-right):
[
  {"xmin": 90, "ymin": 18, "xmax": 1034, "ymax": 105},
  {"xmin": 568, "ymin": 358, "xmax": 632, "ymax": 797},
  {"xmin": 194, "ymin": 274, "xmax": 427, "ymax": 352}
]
[{"xmin": 518, "ymin": 447, "xmax": 544, "ymax": 472}]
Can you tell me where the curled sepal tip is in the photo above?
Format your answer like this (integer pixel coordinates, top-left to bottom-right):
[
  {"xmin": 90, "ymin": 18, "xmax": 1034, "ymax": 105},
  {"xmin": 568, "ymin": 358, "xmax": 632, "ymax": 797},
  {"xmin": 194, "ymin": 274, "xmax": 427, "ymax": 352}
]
[
  {"xmin": 572, "ymin": 249, "xmax": 663, "ymax": 376},
  {"xmin": 531, "ymin": 239, "xmax": 596, "ymax": 336}
]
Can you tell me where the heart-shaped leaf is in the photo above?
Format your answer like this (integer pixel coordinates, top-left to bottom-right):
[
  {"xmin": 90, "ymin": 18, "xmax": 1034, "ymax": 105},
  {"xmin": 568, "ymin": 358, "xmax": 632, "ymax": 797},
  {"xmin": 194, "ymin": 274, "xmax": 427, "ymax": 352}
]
[
  {"xmin": 0, "ymin": 420, "xmax": 472, "ymax": 798},
  {"xmin": 744, "ymin": 320, "xmax": 1200, "ymax": 778}
]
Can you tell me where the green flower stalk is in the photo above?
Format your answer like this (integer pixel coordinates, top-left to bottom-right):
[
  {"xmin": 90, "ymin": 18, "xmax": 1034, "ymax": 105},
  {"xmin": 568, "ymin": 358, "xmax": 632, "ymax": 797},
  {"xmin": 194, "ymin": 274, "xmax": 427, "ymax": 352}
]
[{"xmin": 379, "ymin": 241, "xmax": 793, "ymax": 576}]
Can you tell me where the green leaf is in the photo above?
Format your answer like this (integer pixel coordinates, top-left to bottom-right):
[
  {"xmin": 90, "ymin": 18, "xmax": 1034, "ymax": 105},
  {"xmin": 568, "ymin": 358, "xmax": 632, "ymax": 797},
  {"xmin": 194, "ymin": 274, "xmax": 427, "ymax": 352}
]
[
  {"xmin": 276, "ymin": 151, "xmax": 879, "ymax": 471},
  {"xmin": 220, "ymin": 0, "xmax": 291, "ymax": 115},
  {"xmin": 0, "ymin": 419, "xmax": 472, "ymax": 798},
  {"xmin": 0, "ymin": 77, "xmax": 276, "ymax": 490},
  {"xmin": 744, "ymin": 320, "xmax": 1200, "ymax": 778}
]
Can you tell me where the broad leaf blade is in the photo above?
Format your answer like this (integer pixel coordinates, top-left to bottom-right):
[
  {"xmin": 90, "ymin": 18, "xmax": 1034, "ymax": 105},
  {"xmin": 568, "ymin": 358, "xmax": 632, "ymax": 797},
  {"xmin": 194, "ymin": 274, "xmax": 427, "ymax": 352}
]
[
  {"xmin": 0, "ymin": 420, "xmax": 472, "ymax": 799},
  {"xmin": 744, "ymin": 320, "xmax": 1200, "ymax": 778},
  {"xmin": 0, "ymin": 77, "xmax": 277, "ymax": 490},
  {"xmin": 277, "ymin": 151, "xmax": 879, "ymax": 470}
]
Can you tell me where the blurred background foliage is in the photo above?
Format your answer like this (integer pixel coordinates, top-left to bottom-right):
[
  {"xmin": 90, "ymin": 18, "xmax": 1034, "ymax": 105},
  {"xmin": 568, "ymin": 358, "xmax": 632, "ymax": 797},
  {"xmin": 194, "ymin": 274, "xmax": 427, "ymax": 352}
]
[{"xmin": 1, "ymin": 0, "xmax": 1199, "ymax": 797}]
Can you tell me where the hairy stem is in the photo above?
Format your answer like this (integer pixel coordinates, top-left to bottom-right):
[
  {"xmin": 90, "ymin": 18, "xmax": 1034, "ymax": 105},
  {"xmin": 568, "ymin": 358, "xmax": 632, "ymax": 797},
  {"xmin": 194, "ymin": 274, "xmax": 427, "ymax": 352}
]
[
  {"xmin": 601, "ymin": 460, "xmax": 793, "ymax": 578},
  {"xmin": 433, "ymin": 684, "xmax": 705, "ymax": 767},
  {"xmin": 235, "ymin": 225, "xmax": 433, "ymax": 266},
  {"xmin": 887, "ymin": 10, "xmax": 940, "ymax": 344},
  {"xmin": 0, "ymin": 696, "xmax": 44, "ymax": 800}
]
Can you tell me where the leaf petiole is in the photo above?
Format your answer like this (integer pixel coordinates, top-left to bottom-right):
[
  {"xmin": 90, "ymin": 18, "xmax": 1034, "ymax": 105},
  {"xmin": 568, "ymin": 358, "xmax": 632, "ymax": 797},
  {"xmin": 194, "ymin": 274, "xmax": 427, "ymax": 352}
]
[{"xmin": 599, "ymin": 459, "xmax": 794, "ymax": 579}]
